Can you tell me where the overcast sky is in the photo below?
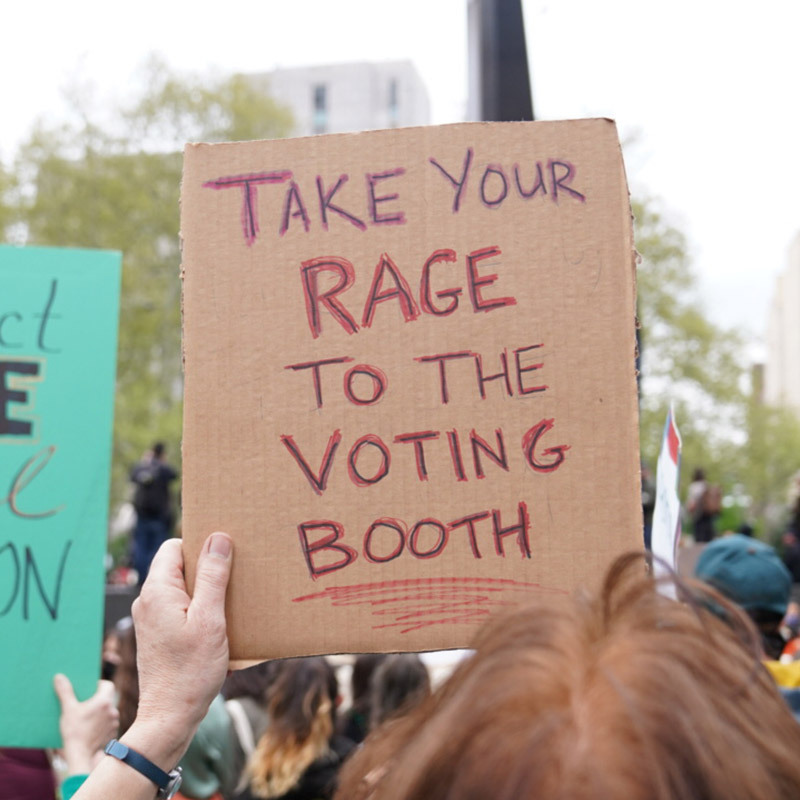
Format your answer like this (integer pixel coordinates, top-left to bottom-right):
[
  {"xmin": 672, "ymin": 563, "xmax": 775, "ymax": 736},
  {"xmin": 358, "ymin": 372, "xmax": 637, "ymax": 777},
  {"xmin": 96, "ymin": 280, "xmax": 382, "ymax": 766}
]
[{"xmin": 3, "ymin": 0, "xmax": 799, "ymax": 347}]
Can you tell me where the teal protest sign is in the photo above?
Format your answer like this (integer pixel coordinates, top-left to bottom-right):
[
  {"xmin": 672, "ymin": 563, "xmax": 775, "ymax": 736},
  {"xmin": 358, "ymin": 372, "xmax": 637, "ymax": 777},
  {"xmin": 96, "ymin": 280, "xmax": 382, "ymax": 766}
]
[{"xmin": 0, "ymin": 245, "xmax": 120, "ymax": 747}]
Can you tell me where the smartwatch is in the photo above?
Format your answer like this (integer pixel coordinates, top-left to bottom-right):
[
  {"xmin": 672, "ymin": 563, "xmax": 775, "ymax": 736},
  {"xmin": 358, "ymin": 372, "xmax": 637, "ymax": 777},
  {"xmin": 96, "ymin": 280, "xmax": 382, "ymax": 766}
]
[{"xmin": 104, "ymin": 739, "xmax": 183, "ymax": 799}]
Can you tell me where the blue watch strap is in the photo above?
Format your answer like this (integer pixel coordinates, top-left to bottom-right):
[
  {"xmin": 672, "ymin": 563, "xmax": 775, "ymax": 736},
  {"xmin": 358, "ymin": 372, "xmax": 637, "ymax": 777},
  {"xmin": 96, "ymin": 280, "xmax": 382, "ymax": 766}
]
[{"xmin": 104, "ymin": 739, "xmax": 171, "ymax": 790}]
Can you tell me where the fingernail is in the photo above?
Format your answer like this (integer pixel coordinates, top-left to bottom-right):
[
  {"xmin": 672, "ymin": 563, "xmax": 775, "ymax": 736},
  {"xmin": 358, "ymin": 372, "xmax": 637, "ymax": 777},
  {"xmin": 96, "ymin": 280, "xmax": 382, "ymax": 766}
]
[{"xmin": 208, "ymin": 533, "xmax": 232, "ymax": 559}]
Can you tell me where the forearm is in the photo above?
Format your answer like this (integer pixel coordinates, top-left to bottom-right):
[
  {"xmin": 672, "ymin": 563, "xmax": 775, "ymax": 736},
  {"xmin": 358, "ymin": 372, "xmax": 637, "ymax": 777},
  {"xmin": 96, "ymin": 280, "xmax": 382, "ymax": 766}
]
[
  {"xmin": 70, "ymin": 756, "xmax": 159, "ymax": 800},
  {"xmin": 70, "ymin": 533, "xmax": 233, "ymax": 800},
  {"xmin": 71, "ymin": 718, "xmax": 195, "ymax": 800}
]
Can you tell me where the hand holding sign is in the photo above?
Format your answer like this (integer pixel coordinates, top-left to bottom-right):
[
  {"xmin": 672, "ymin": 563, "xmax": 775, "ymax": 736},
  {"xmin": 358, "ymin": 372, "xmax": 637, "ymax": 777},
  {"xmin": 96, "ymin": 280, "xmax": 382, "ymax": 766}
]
[
  {"xmin": 63, "ymin": 533, "xmax": 233, "ymax": 800},
  {"xmin": 54, "ymin": 674, "xmax": 119, "ymax": 775},
  {"xmin": 123, "ymin": 533, "xmax": 233, "ymax": 771}
]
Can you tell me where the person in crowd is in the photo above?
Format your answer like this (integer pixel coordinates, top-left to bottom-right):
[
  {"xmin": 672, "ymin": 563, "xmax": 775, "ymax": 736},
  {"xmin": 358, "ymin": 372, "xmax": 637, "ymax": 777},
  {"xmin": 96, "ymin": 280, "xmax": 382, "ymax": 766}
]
[
  {"xmin": 641, "ymin": 462, "xmax": 656, "ymax": 549},
  {"xmin": 337, "ymin": 655, "xmax": 387, "ymax": 744},
  {"xmin": 782, "ymin": 530, "xmax": 800, "ymax": 583},
  {"xmin": 693, "ymin": 533, "xmax": 800, "ymax": 717},
  {"xmin": 70, "ymin": 534, "xmax": 800, "ymax": 800},
  {"xmin": 101, "ymin": 624, "xmax": 124, "ymax": 681},
  {"xmin": 368, "ymin": 654, "xmax": 430, "ymax": 731},
  {"xmin": 789, "ymin": 472, "xmax": 800, "ymax": 535},
  {"xmin": 694, "ymin": 533, "xmax": 793, "ymax": 660},
  {"xmin": 336, "ymin": 552, "xmax": 800, "ymax": 799},
  {"xmin": 174, "ymin": 695, "xmax": 237, "ymax": 800},
  {"xmin": 686, "ymin": 466, "xmax": 718, "ymax": 543},
  {"xmin": 114, "ymin": 619, "xmax": 140, "ymax": 737},
  {"xmin": 223, "ymin": 661, "xmax": 280, "ymax": 794},
  {"xmin": 235, "ymin": 658, "xmax": 354, "ymax": 800},
  {"xmin": 781, "ymin": 601, "xmax": 800, "ymax": 661},
  {"xmin": 130, "ymin": 441, "xmax": 178, "ymax": 584},
  {"xmin": 791, "ymin": 498, "xmax": 800, "ymax": 537}
]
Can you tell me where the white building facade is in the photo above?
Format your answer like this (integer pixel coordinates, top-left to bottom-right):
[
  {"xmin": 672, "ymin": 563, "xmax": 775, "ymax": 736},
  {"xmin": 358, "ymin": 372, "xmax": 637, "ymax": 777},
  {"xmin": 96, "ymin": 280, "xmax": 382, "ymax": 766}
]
[
  {"xmin": 249, "ymin": 61, "xmax": 431, "ymax": 137},
  {"xmin": 765, "ymin": 232, "xmax": 800, "ymax": 412}
]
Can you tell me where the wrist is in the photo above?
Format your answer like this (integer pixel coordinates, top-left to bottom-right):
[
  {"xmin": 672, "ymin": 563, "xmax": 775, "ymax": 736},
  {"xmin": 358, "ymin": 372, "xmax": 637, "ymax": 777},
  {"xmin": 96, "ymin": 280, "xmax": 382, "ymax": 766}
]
[
  {"xmin": 119, "ymin": 717, "xmax": 193, "ymax": 773},
  {"xmin": 62, "ymin": 745, "xmax": 95, "ymax": 776},
  {"xmin": 103, "ymin": 738, "xmax": 184, "ymax": 800}
]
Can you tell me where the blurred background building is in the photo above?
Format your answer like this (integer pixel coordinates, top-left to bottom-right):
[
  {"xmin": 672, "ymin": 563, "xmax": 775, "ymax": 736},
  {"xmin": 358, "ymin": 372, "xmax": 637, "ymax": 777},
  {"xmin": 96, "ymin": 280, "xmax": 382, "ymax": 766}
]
[
  {"xmin": 248, "ymin": 61, "xmax": 431, "ymax": 136},
  {"xmin": 765, "ymin": 232, "xmax": 800, "ymax": 414}
]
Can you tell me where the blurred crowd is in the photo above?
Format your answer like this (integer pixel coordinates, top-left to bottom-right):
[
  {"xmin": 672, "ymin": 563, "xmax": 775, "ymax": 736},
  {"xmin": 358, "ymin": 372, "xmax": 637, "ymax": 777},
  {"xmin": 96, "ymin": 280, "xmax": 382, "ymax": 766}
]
[
  {"xmin": 8, "ymin": 459, "xmax": 800, "ymax": 798},
  {"xmin": 1, "ymin": 636, "xmax": 433, "ymax": 800}
]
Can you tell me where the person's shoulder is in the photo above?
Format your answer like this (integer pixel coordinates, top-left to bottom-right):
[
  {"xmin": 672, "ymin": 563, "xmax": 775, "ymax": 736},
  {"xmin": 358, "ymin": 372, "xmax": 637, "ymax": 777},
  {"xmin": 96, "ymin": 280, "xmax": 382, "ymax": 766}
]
[
  {"xmin": 206, "ymin": 694, "xmax": 233, "ymax": 727},
  {"xmin": 193, "ymin": 694, "xmax": 233, "ymax": 744},
  {"xmin": 160, "ymin": 462, "xmax": 178, "ymax": 480}
]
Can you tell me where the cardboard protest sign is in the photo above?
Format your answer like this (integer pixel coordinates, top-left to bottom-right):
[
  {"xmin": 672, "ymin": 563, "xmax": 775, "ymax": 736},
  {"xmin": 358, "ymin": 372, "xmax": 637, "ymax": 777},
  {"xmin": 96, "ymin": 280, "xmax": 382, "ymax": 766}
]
[
  {"xmin": 0, "ymin": 245, "xmax": 120, "ymax": 747},
  {"xmin": 181, "ymin": 120, "xmax": 640, "ymax": 662}
]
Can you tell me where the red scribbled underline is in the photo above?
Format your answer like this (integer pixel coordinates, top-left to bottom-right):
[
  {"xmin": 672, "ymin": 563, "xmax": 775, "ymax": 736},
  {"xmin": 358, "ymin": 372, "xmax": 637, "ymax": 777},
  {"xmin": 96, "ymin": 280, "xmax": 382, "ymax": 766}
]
[{"xmin": 292, "ymin": 576, "xmax": 566, "ymax": 634}]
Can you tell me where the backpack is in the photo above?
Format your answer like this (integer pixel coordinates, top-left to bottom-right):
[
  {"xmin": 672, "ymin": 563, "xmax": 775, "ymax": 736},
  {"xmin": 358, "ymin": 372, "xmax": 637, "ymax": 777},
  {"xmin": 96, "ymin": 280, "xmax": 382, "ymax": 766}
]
[
  {"xmin": 701, "ymin": 484, "xmax": 722, "ymax": 515},
  {"xmin": 132, "ymin": 464, "xmax": 163, "ymax": 517}
]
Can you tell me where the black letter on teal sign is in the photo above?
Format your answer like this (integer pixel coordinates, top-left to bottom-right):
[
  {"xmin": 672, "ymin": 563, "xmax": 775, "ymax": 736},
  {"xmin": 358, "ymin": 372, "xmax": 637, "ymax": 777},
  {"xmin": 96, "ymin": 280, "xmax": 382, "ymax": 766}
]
[{"xmin": 0, "ymin": 361, "xmax": 40, "ymax": 437}]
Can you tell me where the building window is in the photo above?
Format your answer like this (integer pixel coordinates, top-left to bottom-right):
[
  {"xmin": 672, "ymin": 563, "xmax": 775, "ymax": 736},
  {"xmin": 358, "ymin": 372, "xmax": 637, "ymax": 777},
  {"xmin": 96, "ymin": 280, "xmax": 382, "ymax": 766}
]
[
  {"xmin": 388, "ymin": 79, "xmax": 399, "ymax": 127},
  {"xmin": 313, "ymin": 84, "xmax": 327, "ymax": 134}
]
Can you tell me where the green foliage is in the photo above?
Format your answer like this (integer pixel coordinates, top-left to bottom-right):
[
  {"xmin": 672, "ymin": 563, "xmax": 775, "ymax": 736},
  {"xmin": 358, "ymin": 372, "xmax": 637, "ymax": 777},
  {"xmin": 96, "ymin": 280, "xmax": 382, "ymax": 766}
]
[
  {"xmin": 635, "ymin": 198, "xmax": 744, "ymax": 486},
  {"xmin": 634, "ymin": 198, "xmax": 800, "ymax": 533},
  {"xmin": 739, "ymin": 400, "xmax": 800, "ymax": 536},
  {"xmin": 7, "ymin": 57, "xmax": 293, "ymax": 508}
]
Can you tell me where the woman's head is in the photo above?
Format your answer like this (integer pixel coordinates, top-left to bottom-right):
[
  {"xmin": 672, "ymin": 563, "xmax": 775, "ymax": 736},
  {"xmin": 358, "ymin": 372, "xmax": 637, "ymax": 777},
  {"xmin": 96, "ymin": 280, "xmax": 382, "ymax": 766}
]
[
  {"xmin": 369, "ymin": 654, "xmax": 430, "ymax": 730},
  {"xmin": 249, "ymin": 657, "xmax": 339, "ymax": 798},
  {"xmin": 337, "ymin": 555, "xmax": 800, "ymax": 800},
  {"xmin": 267, "ymin": 656, "xmax": 338, "ymax": 736},
  {"xmin": 350, "ymin": 654, "xmax": 388, "ymax": 714}
]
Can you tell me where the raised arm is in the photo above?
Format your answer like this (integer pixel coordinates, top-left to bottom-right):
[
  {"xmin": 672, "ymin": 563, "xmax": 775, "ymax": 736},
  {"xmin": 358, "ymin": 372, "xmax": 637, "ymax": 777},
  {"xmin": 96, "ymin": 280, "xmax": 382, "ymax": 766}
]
[{"xmin": 72, "ymin": 531, "xmax": 233, "ymax": 800}]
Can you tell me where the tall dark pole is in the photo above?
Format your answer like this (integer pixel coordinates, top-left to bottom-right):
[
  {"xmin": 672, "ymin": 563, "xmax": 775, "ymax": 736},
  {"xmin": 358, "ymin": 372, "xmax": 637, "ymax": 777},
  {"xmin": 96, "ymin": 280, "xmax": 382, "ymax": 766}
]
[{"xmin": 469, "ymin": 0, "xmax": 534, "ymax": 122}]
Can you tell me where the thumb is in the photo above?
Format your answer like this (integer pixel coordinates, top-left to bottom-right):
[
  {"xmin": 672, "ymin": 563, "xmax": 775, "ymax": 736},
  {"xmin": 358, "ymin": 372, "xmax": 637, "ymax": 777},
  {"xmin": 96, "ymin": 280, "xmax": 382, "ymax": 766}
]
[
  {"xmin": 53, "ymin": 673, "xmax": 77, "ymax": 709},
  {"xmin": 94, "ymin": 679, "xmax": 116, "ymax": 705},
  {"xmin": 191, "ymin": 532, "xmax": 233, "ymax": 612}
]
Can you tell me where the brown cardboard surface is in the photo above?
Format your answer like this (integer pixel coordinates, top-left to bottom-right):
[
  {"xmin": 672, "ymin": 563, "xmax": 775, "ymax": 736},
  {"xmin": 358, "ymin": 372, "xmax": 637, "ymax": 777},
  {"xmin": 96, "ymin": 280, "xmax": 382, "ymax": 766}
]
[{"xmin": 180, "ymin": 120, "xmax": 640, "ymax": 662}]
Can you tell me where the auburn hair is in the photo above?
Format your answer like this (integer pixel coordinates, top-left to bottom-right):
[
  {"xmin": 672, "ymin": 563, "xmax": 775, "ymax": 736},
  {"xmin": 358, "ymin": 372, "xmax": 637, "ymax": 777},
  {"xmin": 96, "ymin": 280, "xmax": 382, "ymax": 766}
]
[
  {"xmin": 249, "ymin": 657, "xmax": 337, "ymax": 798},
  {"xmin": 336, "ymin": 554, "xmax": 800, "ymax": 800}
]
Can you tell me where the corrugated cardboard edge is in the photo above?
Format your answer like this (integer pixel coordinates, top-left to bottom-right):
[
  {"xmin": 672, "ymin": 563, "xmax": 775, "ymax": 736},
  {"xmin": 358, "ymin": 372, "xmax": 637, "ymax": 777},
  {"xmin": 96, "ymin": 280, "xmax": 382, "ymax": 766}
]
[{"xmin": 610, "ymin": 117, "xmax": 645, "ymax": 505}]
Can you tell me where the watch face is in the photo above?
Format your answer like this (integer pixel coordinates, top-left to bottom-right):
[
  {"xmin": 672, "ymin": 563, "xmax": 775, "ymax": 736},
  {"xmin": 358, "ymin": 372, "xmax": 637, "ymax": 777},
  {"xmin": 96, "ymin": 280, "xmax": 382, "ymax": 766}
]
[{"xmin": 160, "ymin": 768, "xmax": 183, "ymax": 800}]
